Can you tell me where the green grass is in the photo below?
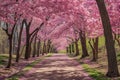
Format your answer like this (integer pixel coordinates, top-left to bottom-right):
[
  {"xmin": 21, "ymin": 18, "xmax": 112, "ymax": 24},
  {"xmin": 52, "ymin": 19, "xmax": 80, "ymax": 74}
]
[
  {"xmin": 0, "ymin": 54, "xmax": 16, "ymax": 66},
  {"xmin": 58, "ymin": 50, "xmax": 66, "ymax": 53},
  {"xmin": 0, "ymin": 54, "xmax": 8, "ymax": 65},
  {"xmin": 117, "ymin": 52, "xmax": 120, "ymax": 61},
  {"xmin": 45, "ymin": 53, "xmax": 53, "ymax": 57},
  {"xmin": 6, "ymin": 77, "xmax": 19, "ymax": 80},
  {"xmin": 82, "ymin": 64, "xmax": 111, "ymax": 80}
]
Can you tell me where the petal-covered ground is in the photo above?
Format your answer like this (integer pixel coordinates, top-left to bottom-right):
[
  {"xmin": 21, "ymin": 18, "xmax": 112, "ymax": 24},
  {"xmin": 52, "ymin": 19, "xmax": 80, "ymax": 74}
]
[
  {"xmin": 18, "ymin": 54, "xmax": 93, "ymax": 80},
  {"xmin": 0, "ymin": 56, "xmax": 42, "ymax": 80}
]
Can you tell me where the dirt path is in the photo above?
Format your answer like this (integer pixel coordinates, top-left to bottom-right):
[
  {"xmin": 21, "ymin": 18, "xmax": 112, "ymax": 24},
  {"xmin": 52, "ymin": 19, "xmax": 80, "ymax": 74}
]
[{"xmin": 19, "ymin": 54, "xmax": 93, "ymax": 80}]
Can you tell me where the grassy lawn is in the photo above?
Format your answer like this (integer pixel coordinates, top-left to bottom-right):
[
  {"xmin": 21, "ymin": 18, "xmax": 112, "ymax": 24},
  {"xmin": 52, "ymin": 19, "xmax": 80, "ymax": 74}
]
[
  {"xmin": 82, "ymin": 64, "xmax": 110, "ymax": 80},
  {"xmin": 0, "ymin": 54, "xmax": 16, "ymax": 66},
  {"xmin": 0, "ymin": 54, "xmax": 17, "ymax": 66},
  {"xmin": 0, "ymin": 54, "xmax": 9, "ymax": 66}
]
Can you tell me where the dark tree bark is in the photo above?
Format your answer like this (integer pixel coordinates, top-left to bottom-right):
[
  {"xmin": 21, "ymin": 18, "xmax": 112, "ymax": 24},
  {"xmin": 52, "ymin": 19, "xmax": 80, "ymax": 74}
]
[
  {"xmin": 25, "ymin": 36, "xmax": 30, "ymax": 59},
  {"xmin": 96, "ymin": 0, "xmax": 119, "ymax": 77},
  {"xmin": 3, "ymin": 23, "xmax": 16, "ymax": 68},
  {"xmin": 75, "ymin": 39, "xmax": 79, "ymax": 56},
  {"xmin": 12, "ymin": 26, "xmax": 18, "ymax": 54},
  {"xmin": 71, "ymin": 42, "xmax": 75, "ymax": 53},
  {"xmin": 24, "ymin": 19, "xmax": 32, "ymax": 59},
  {"xmin": 29, "ymin": 31, "xmax": 38, "ymax": 58},
  {"xmin": 42, "ymin": 40, "xmax": 46, "ymax": 55},
  {"xmin": 16, "ymin": 20, "xmax": 24, "ymax": 62},
  {"xmin": 32, "ymin": 35, "xmax": 37, "ymax": 57},
  {"xmin": 37, "ymin": 39, "xmax": 41, "ymax": 57},
  {"xmin": 94, "ymin": 37, "xmax": 99, "ymax": 59},
  {"xmin": 79, "ymin": 31, "xmax": 89, "ymax": 58},
  {"xmin": 88, "ymin": 38, "xmax": 99, "ymax": 61},
  {"xmin": 47, "ymin": 40, "xmax": 51, "ymax": 53},
  {"xmin": 114, "ymin": 34, "xmax": 120, "ymax": 48},
  {"xmin": 24, "ymin": 20, "xmax": 44, "ymax": 59},
  {"xmin": 69, "ymin": 44, "xmax": 72, "ymax": 54},
  {"xmin": 24, "ymin": 20, "xmax": 41, "ymax": 59},
  {"xmin": 6, "ymin": 36, "xmax": 13, "ymax": 68}
]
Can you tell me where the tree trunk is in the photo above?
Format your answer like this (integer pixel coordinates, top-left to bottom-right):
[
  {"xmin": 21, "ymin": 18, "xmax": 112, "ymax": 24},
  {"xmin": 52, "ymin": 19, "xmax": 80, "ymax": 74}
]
[
  {"xmin": 6, "ymin": 36, "xmax": 12, "ymax": 68},
  {"xmin": 16, "ymin": 20, "xmax": 24, "ymax": 62},
  {"xmin": 47, "ymin": 40, "xmax": 51, "ymax": 53},
  {"xmin": 66, "ymin": 47, "xmax": 68, "ymax": 53},
  {"xmin": 88, "ymin": 39, "xmax": 96, "ymax": 61},
  {"xmin": 32, "ymin": 35, "xmax": 37, "ymax": 57},
  {"xmin": 24, "ymin": 19, "xmax": 32, "ymax": 60},
  {"xmin": 79, "ymin": 32, "xmax": 89, "ymax": 58},
  {"xmin": 88, "ymin": 38, "xmax": 99, "ymax": 62},
  {"xmin": 42, "ymin": 40, "xmax": 46, "ymax": 55},
  {"xmin": 69, "ymin": 44, "xmax": 72, "ymax": 54},
  {"xmin": 96, "ymin": 0, "xmax": 119, "ymax": 77},
  {"xmin": 94, "ymin": 37, "xmax": 99, "ymax": 59},
  {"xmin": 75, "ymin": 39, "xmax": 79, "ymax": 56},
  {"xmin": 72, "ymin": 42, "xmax": 75, "ymax": 53},
  {"xmin": 114, "ymin": 34, "xmax": 120, "ymax": 48},
  {"xmin": 44, "ymin": 41, "xmax": 47, "ymax": 54},
  {"xmin": 12, "ymin": 33, "xmax": 16, "ymax": 54},
  {"xmin": 12, "ymin": 25, "xmax": 18, "ymax": 54},
  {"xmin": 37, "ymin": 39, "xmax": 41, "ymax": 57},
  {"xmin": 3, "ymin": 23, "xmax": 16, "ymax": 68},
  {"xmin": 25, "ymin": 36, "xmax": 30, "ymax": 59}
]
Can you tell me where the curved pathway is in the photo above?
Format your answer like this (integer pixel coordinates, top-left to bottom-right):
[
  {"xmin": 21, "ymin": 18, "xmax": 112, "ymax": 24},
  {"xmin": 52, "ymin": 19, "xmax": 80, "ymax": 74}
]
[{"xmin": 19, "ymin": 54, "xmax": 93, "ymax": 80}]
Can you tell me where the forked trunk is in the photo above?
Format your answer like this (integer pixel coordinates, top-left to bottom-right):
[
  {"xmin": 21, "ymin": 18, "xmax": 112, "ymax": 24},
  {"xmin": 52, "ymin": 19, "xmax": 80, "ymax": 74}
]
[{"xmin": 88, "ymin": 38, "xmax": 99, "ymax": 61}]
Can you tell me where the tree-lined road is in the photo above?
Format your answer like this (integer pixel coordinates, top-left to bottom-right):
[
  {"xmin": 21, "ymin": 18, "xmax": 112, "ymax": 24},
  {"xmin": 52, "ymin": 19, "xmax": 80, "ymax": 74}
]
[{"xmin": 19, "ymin": 54, "xmax": 93, "ymax": 80}]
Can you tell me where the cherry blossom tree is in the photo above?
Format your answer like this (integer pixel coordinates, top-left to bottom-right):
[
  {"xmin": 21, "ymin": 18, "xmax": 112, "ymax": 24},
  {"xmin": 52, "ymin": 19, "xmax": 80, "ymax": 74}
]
[{"xmin": 0, "ymin": 0, "xmax": 119, "ymax": 77}]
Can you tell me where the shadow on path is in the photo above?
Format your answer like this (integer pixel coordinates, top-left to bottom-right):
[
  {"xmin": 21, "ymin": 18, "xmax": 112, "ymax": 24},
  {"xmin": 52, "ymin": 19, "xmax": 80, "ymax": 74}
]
[{"xmin": 18, "ymin": 54, "xmax": 94, "ymax": 80}]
